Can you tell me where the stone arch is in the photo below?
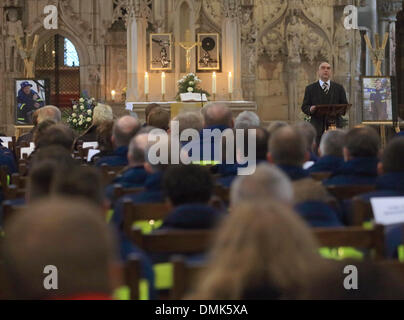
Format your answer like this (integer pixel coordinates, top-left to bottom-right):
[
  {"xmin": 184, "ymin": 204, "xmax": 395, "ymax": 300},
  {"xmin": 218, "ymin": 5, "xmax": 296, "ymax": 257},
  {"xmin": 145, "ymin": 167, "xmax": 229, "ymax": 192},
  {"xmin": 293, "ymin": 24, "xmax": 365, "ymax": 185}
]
[{"xmin": 31, "ymin": 26, "xmax": 92, "ymax": 93}]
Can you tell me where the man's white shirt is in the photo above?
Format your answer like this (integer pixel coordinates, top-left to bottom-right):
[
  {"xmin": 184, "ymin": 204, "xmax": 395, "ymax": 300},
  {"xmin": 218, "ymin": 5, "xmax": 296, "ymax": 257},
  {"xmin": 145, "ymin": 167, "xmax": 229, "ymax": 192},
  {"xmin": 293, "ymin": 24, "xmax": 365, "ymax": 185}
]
[{"xmin": 319, "ymin": 79, "xmax": 331, "ymax": 89}]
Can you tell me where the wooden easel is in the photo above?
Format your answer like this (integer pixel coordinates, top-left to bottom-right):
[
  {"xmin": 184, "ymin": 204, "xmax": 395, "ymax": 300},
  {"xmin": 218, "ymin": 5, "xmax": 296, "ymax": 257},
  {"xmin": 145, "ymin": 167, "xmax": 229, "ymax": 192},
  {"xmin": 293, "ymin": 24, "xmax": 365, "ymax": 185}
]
[{"xmin": 363, "ymin": 32, "xmax": 399, "ymax": 147}]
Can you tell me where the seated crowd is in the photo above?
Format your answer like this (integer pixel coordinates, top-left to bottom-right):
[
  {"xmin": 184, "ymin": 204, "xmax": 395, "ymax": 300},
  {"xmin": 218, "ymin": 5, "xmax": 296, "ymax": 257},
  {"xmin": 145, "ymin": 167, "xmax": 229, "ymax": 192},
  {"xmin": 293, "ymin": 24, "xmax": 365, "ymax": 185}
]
[{"xmin": 1, "ymin": 102, "xmax": 404, "ymax": 300}]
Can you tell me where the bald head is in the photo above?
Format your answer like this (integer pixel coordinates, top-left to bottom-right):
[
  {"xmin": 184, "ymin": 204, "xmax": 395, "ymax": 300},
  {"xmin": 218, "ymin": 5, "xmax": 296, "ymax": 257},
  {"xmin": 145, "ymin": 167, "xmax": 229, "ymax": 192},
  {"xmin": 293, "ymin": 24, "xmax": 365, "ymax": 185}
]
[
  {"xmin": 269, "ymin": 126, "xmax": 307, "ymax": 167},
  {"xmin": 2, "ymin": 197, "xmax": 118, "ymax": 299},
  {"xmin": 37, "ymin": 106, "xmax": 61, "ymax": 124},
  {"xmin": 203, "ymin": 103, "xmax": 233, "ymax": 128},
  {"xmin": 112, "ymin": 116, "xmax": 141, "ymax": 148},
  {"xmin": 128, "ymin": 133, "xmax": 149, "ymax": 167}
]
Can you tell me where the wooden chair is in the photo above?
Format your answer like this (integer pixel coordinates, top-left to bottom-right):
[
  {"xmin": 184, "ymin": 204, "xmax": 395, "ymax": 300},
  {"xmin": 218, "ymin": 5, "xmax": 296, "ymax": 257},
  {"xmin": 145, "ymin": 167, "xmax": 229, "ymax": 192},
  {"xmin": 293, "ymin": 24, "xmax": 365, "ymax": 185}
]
[
  {"xmin": 11, "ymin": 173, "xmax": 27, "ymax": 189},
  {"xmin": 171, "ymin": 255, "xmax": 206, "ymax": 300},
  {"xmin": 351, "ymin": 197, "xmax": 374, "ymax": 226},
  {"xmin": 131, "ymin": 229, "xmax": 214, "ymax": 255},
  {"xmin": 313, "ymin": 225, "xmax": 385, "ymax": 260},
  {"xmin": 0, "ymin": 165, "xmax": 8, "ymax": 190},
  {"xmin": 17, "ymin": 160, "xmax": 28, "ymax": 176},
  {"xmin": 113, "ymin": 185, "xmax": 144, "ymax": 201},
  {"xmin": 310, "ymin": 172, "xmax": 332, "ymax": 181},
  {"xmin": 100, "ymin": 164, "xmax": 126, "ymax": 186},
  {"xmin": 124, "ymin": 255, "xmax": 142, "ymax": 300},
  {"xmin": 130, "ymin": 229, "xmax": 215, "ymax": 300},
  {"xmin": 14, "ymin": 142, "xmax": 29, "ymax": 161},
  {"xmin": 123, "ymin": 200, "xmax": 170, "ymax": 239},
  {"xmin": 0, "ymin": 166, "xmax": 25, "ymax": 201},
  {"xmin": 326, "ymin": 185, "xmax": 376, "ymax": 201}
]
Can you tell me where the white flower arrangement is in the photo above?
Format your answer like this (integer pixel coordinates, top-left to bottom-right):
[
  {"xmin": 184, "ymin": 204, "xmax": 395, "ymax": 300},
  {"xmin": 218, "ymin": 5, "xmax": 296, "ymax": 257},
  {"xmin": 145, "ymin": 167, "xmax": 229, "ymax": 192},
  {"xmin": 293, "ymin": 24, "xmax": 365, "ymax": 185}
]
[
  {"xmin": 176, "ymin": 73, "xmax": 208, "ymax": 101},
  {"xmin": 66, "ymin": 96, "xmax": 96, "ymax": 132}
]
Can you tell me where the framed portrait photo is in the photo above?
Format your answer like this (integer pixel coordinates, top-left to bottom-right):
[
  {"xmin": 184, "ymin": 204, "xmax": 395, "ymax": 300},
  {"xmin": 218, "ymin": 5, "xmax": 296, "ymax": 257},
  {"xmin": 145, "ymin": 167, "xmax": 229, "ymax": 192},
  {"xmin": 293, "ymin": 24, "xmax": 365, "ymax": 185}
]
[
  {"xmin": 150, "ymin": 33, "xmax": 173, "ymax": 71},
  {"xmin": 197, "ymin": 33, "xmax": 220, "ymax": 71},
  {"xmin": 15, "ymin": 79, "xmax": 50, "ymax": 125},
  {"xmin": 362, "ymin": 76, "xmax": 394, "ymax": 123}
]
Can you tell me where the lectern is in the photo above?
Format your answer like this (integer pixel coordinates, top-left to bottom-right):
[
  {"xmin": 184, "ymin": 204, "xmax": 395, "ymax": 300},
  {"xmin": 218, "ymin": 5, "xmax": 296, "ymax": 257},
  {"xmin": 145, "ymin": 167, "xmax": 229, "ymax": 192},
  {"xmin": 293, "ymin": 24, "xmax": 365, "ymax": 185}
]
[{"xmin": 315, "ymin": 104, "xmax": 352, "ymax": 130}]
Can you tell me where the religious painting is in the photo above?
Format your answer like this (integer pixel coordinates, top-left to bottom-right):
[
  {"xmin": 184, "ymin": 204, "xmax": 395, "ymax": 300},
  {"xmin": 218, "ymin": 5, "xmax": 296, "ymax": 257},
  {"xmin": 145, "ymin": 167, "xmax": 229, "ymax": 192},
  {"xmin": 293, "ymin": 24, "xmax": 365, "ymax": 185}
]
[
  {"xmin": 362, "ymin": 76, "xmax": 394, "ymax": 123},
  {"xmin": 150, "ymin": 33, "xmax": 173, "ymax": 71},
  {"xmin": 15, "ymin": 79, "xmax": 50, "ymax": 125},
  {"xmin": 197, "ymin": 33, "xmax": 220, "ymax": 71}
]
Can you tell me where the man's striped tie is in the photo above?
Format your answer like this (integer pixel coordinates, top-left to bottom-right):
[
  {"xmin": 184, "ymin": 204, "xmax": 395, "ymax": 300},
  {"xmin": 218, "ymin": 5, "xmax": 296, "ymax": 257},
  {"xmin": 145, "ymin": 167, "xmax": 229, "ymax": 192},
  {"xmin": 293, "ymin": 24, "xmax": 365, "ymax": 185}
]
[{"xmin": 323, "ymin": 82, "xmax": 329, "ymax": 95}]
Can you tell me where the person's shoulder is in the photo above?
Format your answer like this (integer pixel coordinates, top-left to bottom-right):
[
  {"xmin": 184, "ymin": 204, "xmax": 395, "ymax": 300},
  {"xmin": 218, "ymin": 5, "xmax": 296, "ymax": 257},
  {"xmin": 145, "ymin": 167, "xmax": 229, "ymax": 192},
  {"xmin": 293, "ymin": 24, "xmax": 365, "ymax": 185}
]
[
  {"xmin": 331, "ymin": 81, "xmax": 345, "ymax": 90},
  {"xmin": 307, "ymin": 82, "xmax": 319, "ymax": 89}
]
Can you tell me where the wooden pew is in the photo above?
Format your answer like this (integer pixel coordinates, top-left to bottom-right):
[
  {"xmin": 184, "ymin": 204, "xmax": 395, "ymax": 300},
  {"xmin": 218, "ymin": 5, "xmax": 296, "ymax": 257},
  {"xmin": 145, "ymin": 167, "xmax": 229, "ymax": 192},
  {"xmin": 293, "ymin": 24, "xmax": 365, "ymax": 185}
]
[
  {"xmin": 124, "ymin": 255, "xmax": 142, "ymax": 300},
  {"xmin": 113, "ymin": 185, "xmax": 144, "ymax": 201},
  {"xmin": 326, "ymin": 185, "xmax": 376, "ymax": 201},
  {"xmin": 351, "ymin": 197, "xmax": 374, "ymax": 226},
  {"xmin": 171, "ymin": 255, "xmax": 206, "ymax": 300},
  {"xmin": 100, "ymin": 164, "xmax": 126, "ymax": 186},
  {"xmin": 123, "ymin": 201, "xmax": 170, "ymax": 239},
  {"xmin": 313, "ymin": 225, "xmax": 385, "ymax": 260},
  {"xmin": 131, "ymin": 229, "xmax": 214, "ymax": 255}
]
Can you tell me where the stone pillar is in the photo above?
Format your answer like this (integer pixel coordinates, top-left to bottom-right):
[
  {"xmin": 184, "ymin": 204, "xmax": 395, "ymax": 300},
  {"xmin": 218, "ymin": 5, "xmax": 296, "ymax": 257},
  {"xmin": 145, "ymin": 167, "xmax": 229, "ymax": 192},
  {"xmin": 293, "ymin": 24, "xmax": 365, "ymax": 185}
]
[
  {"xmin": 222, "ymin": 0, "xmax": 243, "ymax": 100},
  {"xmin": 126, "ymin": 0, "xmax": 151, "ymax": 102},
  {"xmin": 377, "ymin": 0, "xmax": 402, "ymax": 75}
]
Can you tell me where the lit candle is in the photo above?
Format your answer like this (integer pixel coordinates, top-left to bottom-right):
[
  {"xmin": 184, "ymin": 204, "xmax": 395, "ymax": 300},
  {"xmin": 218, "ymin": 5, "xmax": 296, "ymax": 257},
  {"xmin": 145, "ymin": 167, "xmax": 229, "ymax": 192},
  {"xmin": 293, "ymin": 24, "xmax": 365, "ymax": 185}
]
[
  {"xmin": 111, "ymin": 90, "xmax": 116, "ymax": 101},
  {"xmin": 212, "ymin": 72, "xmax": 217, "ymax": 95},
  {"xmin": 228, "ymin": 72, "xmax": 233, "ymax": 94},
  {"xmin": 161, "ymin": 72, "xmax": 166, "ymax": 95},
  {"xmin": 144, "ymin": 72, "xmax": 149, "ymax": 95}
]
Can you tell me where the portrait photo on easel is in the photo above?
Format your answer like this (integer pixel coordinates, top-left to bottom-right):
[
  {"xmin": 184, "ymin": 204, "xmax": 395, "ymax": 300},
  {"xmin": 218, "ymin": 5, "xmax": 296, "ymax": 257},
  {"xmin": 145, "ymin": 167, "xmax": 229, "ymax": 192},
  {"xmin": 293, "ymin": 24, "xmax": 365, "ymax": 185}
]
[
  {"xmin": 362, "ymin": 76, "xmax": 394, "ymax": 122},
  {"xmin": 15, "ymin": 79, "xmax": 50, "ymax": 125}
]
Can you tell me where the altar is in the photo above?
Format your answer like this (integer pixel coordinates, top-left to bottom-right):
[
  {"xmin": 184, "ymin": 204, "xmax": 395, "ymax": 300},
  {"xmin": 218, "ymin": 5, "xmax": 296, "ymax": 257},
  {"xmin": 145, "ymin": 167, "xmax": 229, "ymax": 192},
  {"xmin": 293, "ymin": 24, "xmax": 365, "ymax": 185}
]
[{"xmin": 125, "ymin": 101, "xmax": 258, "ymax": 122}]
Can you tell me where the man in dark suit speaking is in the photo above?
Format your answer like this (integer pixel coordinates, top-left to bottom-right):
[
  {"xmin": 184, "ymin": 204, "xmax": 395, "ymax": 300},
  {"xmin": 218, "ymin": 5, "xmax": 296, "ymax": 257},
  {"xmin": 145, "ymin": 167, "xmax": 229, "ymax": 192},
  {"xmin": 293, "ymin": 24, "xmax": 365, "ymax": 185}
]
[{"xmin": 301, "ymin": 62, "xmax": 348, "ymax": 144}]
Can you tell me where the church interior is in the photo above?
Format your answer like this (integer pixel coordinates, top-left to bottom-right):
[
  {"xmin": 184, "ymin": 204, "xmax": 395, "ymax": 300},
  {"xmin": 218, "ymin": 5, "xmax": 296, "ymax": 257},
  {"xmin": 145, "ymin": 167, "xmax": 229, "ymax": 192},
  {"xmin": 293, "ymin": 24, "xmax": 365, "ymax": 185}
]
[{"xmin": 1, "ymin": 0, "xmax": 404, "ymax": 301}]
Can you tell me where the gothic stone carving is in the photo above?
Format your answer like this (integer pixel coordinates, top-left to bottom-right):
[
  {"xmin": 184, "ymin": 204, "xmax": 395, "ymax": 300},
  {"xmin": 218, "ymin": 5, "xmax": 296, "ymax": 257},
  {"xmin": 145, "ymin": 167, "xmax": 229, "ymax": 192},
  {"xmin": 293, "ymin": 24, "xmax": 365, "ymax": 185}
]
[{"xmin": 3, "ymin": 7, "xmax": 24, "ymax": 73}]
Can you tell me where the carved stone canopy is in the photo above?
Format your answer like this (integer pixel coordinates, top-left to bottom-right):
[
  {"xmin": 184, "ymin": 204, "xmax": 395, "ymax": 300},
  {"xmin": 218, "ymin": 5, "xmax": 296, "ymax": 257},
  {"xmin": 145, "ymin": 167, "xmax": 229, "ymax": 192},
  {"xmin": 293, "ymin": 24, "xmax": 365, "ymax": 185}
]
[{"xmin": 377, "ymin": 0, "xmax": 403, "ymax": 18}]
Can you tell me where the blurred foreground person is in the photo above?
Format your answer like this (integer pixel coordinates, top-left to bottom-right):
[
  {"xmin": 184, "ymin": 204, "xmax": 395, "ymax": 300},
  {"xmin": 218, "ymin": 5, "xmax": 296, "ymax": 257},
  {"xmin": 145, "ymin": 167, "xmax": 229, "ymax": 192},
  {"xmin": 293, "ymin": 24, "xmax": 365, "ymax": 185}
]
[
  {"xmin": 1, "ymin": 198, "xmax": 121, "ymax": 300},
  {"xmin": 190, "ymin": 200, "xmax": 325, "ymax": 300}
]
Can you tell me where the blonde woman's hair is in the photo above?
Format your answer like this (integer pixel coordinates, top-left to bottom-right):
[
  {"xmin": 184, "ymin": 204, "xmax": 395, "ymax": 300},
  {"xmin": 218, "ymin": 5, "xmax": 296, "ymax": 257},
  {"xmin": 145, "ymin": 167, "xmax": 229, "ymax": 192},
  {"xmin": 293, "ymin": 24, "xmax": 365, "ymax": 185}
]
[
  {"xmin": 190, "ymin": 200, "xmax": 323, "ymax": 300},
  {"xmin": 92, "ymin": 103, "xmax": 113, "ymax": 126}
]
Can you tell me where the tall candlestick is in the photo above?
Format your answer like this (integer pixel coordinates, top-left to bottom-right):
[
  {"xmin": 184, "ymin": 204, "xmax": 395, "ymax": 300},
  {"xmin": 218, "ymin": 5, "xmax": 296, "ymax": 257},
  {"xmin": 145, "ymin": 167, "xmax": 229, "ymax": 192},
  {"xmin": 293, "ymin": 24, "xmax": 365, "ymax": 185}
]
[
  {"xmin": 228, "ymin": 72, "xmax": 233, "ymax": 94},
  {"xmin": 161, "ymin": 72, "xmax": 166, "ymax": 95},
  {"xmin": 144, "ymin": 72, "xmax": 149, "ymax": 95},
  {"xmin": 212, "ymin": 72, "xmax": 217, "ymax": 95},
  {"xmin": 111, "ymin": 90, "xmax": 116, "ymax": 101}
]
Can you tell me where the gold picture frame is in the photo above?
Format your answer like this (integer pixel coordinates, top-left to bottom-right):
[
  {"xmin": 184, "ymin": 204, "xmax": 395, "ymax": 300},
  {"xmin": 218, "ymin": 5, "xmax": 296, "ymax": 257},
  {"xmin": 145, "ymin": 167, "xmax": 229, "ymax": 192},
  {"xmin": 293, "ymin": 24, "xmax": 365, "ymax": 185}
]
[
  {"xmin": 362, "ymin": 76, "xmax": 394, "ymax": 123},
  {"xmin": 150, "ymin": 33, "xmax": 173, "ymax": 71},
  {"xmin": 197, "ymin": 33, "xmax": 220, "ymax": 71}
]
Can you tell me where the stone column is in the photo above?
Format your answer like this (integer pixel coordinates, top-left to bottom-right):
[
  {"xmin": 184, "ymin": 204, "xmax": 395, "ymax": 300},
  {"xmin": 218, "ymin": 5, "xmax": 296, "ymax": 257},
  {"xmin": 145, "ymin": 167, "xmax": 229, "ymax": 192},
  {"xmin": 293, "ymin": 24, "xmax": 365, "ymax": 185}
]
[
  {"xmin": 377, "ymin": 0, "xmax": 402, "ymax": 75},
  {"xmin": 126, "ymin": 0, "xmax": 151, "ymax": 102},
  {"xmin": 221, "ymin": 0, "xmax": 243, "ymax": 100}
]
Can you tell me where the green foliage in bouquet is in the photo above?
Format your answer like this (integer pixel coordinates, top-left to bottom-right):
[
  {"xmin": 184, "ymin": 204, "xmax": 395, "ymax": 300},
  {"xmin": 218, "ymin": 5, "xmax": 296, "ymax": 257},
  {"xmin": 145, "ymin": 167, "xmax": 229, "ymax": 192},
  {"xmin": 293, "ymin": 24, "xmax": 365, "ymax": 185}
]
[
  {"xmin": 64, "ymin": 95, "xmax": 96, "ymax": 133},
  {"xmin": 176, "ymin": 73, "xmax": 210, "ymax": 101}
]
